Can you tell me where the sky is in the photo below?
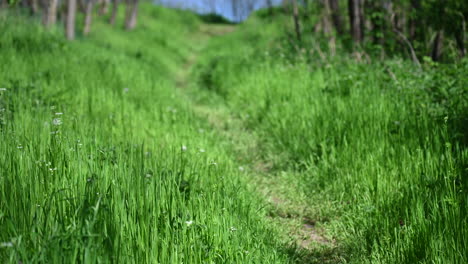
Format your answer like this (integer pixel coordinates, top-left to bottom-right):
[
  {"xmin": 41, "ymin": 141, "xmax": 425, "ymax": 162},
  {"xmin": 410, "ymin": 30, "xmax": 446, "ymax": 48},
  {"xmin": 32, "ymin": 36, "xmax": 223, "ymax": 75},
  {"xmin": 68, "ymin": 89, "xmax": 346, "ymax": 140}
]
[{"xmin": 155, "ymin": 0, "xmax": 283, "ymax": 22}]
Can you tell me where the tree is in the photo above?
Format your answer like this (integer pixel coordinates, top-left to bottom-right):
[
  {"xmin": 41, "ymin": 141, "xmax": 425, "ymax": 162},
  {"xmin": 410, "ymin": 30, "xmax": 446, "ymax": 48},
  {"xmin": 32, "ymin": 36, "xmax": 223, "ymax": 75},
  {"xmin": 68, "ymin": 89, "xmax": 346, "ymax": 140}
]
[
  {"xmin": 348, "ymin": 0, "xmax": 364, "ymax": 45},
  {"xmin": 43, "ymin": 0, "xmax": 58, "ymax": 27},
  {"xmin": 292, "ymin": 0, "xmax": 301, "ymax": 42},
  {"xmin": 431, "ymin": 30, "xmax": 444, "ymax": 61},
  {"xmin": 66, "ymin": 0, "xmax": 77, "ymax": 40},
  {"xmin": 329, "ymin": 0, "xmax": 343, "ymax": 35},
  {"xmin": 83, "ymin": 0, "xmax": 94, "ymax": 35},
  {"xmin": 109, "ymin": 0, "xmax": 118, "ymax": 25},
  {"xmin": 124, "ymin": 0, "xmax": 138, "ymax": 30}
]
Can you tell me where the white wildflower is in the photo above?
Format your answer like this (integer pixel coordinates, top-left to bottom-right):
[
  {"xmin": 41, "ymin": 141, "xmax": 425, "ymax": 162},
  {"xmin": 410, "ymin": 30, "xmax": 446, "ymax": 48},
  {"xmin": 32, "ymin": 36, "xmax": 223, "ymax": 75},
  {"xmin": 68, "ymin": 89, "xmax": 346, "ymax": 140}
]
[
  {"xmin": 52, "ymin": 118, "xmax": 62, "ymax": 126},
  {"xmin": 199, "ymin": 148, "xmax": 205, "ymax": 153},
  {"xmin": 0, "ymin": 242, "xmax": 13, "ymax": 248},
  {"xmin": 181, "ymin": 145, "xmax": 187, "ymax": 152},
  {"xmin": 185, "ymin": 220, "xmax": 193, "ymax": 226},
  {"xmin": 238, "ymin": 166, "xmax": 244, "ymax": 172},
  {"xmin": 229, "ymin": 226, "xmax": 237, "ymax": 232}
]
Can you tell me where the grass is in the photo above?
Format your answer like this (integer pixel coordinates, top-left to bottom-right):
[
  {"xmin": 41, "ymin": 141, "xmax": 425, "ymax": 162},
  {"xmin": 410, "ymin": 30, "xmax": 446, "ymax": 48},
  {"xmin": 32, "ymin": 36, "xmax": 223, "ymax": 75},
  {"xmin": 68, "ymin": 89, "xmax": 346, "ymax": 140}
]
[
  {"xmin": 191, "ymin": 12, "xmax": 468, "ymax": 264},
  {"xmin": 0, "ymin": 5, "xmax": 294, "ymax": 263},
  {"xmin": 1, "ymin": 3, "xmax": 467, "ymax": 264}
]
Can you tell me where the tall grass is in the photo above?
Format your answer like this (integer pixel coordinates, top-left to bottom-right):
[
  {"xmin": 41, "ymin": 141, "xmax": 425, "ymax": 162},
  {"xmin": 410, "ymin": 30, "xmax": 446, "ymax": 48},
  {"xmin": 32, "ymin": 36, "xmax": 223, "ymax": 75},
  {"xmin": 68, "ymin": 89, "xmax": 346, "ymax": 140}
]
[
  {"xmin": 193, "ymin": 13, "xmax": 468, "ymax": 263},
  {"xmin": 0, "ymin": 5, "xmax": 293, "ymax": 263}
]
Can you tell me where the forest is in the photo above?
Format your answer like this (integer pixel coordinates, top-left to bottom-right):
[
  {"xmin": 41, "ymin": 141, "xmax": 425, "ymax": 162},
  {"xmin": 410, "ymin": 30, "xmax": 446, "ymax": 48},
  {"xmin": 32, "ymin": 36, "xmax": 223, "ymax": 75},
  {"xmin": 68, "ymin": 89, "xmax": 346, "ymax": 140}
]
[{"xmin": 0, "ymin": 0, "xmax": 467, "ymax": 263}]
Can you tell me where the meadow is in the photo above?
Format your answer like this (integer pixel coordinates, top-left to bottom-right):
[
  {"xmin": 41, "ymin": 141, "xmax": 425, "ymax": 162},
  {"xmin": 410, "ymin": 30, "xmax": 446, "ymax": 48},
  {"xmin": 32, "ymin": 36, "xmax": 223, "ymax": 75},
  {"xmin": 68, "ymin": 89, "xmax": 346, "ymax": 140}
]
[{"xmin": 1, "ymin": 3, "xmax": 467, "ymax": 264}]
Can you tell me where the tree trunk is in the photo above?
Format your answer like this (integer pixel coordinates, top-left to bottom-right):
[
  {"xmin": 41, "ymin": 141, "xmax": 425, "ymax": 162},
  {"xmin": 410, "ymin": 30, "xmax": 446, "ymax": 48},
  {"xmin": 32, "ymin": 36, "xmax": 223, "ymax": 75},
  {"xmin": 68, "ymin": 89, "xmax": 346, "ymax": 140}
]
[
  {"xmin": 0, "ymin": 0, "xmax": 7, "ymax": 9},
  {"xmin": 66, "ymin": 0, "xmax": 77, "ymax": 40},
  {"xmin": 98, "ymin": 0, "xmax": 109, "ymax": 15},
  {"xmin": 431, "ymin": 30, "xmax": 444, "ymax": 61},
  {"xmin": 109, "ymin": 0, "xmax": 118, "ymax": 25},
  {"xmin": 455, "ymin": 19, "xmax": 466, "ymax": 57},
  {"xmin": 409, "ymin": 0, "xmax": 421, "ymax": 41},
  {"xmin": 348, "ymin": 0, "xmax": 363, "ymax": 45},
  {"xmin": 322, "ymin": 0, "xmax": 333, "ymax": 35},
  {"xmin": 43, "ymin": 0, "xmax": 58, "ymax": 27},
  {"xmin": 124, "ymin": 0, "xmax": 138, "ymax": 30},
  {"xmin": 31, "ymin": 0, "xmax": 39, "ymax": 14},
  {"xmin": 329, "ymin": 0, "xmax": 343, "ymax": 35},
  {"xmin": 83, "ymin": 0, "xmax": 94, "ymax": 35},
  {"xmin": 292, "ymin": 0, "xmax": 301, "ymax": 42}
]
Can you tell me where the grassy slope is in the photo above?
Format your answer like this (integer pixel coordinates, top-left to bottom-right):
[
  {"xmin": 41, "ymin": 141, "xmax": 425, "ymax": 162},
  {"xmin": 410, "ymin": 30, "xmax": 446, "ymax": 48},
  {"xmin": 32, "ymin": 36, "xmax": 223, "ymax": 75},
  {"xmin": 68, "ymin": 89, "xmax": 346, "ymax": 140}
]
[
  {"xmin": 191, "ymin": 11, "xmax": 468, "ymax": 264},
  {"xmin": 0, "ymin": 5, "xmax": 295, "ymax": 263}
]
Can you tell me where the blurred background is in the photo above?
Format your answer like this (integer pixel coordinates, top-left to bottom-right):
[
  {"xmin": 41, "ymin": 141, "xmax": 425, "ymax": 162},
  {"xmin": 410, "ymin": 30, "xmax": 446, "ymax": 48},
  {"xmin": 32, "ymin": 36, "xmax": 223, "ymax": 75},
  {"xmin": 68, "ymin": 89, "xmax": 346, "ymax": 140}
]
[{"xmin": 156, "ymin": 0, "xmax": 283, "ymax": 22}]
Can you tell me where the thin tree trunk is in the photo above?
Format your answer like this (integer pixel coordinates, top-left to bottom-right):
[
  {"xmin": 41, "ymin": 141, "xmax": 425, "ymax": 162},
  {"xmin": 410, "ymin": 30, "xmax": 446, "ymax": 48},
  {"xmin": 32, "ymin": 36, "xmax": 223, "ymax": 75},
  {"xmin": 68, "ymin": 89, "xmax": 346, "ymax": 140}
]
[
  {"xmin": 409, "ymin": 0, "xmax": 420, "ymax": 41},
  {"xmin": 348, "ymin": 0, "xmax": 363, "ymax": 45},
  {"xmin": 66, "ymin": 0, "xmax": 76, "ymax": 40},
  {"xmin": 98, "ymin": 0, "xmax": 108, "ymax": 15},
  {"xmin": 329, "ymin": 0, "xmax": 343, "ymax": 35},
  {"xmin": 124, "ymin": 0, "xmax": 138, "ymax": 30},
  {"xmin": 43, "ymin": 0, "xmax": 58, "ymax": 27},
  {"xmin": 109, "ymin": 0, "xmax": 118, "ymax": 25},
  {"xmin": 455, "ymin": 19, "xmax": 466, "ymax": 57},
  {"xmin": 431, "ymin": 30, "xmax": 444, "ymax": 61},
  {"xmin": 292, "ymin": 0, "xmax": 301, "ymax": 42},
  {"xmin": 83, "ymin": 0, "xmax": 94, "ymax": 35},
  {"xmin": 31, "ymin": 0, "xmax": 39, "ymax": 14}
]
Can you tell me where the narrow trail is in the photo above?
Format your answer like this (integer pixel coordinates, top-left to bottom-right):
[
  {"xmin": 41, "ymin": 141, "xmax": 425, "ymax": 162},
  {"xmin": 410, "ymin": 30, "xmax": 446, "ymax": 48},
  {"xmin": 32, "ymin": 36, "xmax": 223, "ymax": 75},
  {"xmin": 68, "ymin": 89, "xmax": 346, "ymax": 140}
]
[{"xmin": 175, "ymin": 23, "xmax": 341, "ymax": 263}]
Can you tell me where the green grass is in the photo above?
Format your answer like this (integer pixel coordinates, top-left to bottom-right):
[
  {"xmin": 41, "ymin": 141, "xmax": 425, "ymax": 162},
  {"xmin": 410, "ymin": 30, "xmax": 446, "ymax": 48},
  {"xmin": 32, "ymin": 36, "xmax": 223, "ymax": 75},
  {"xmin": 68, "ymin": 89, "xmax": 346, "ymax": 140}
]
[
  {"xmin": 0, "ymin": 5, "xmax": 295, "ymax": 263},
  {"xmin": 1, "ymin": 3, "xmax": 467, "ymax": 264},
  {"xmin": 191, "ymin": 13, "xmax": 468, "ymax": 264}
]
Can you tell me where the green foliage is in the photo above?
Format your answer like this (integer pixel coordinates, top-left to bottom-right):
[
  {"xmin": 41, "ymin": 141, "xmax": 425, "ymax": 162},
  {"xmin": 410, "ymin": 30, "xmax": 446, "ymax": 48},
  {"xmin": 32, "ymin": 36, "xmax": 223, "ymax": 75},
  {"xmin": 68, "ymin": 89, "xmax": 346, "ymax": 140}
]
[
  {"xmin": 0, "ymin": 5, "xmax": 292, "ymax": 263},
  {"xmin": 192, "ymin": 12, "xmax": 468, "ymax": 263},
  {"xmin": 198, "ymin": 13, "xmax": 234, "ymax": 24}
]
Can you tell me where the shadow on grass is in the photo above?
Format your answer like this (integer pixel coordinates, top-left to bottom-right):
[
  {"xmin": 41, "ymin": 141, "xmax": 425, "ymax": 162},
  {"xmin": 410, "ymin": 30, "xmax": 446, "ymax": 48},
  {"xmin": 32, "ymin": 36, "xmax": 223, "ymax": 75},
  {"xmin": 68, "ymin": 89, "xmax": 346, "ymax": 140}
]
[
  {"xmin": 197, "ymin": 13, "xmax": 236, "ymax": 25},
  {"xmin": 279, "ymin": 243, "xmax": 348, "ymax": 264}
]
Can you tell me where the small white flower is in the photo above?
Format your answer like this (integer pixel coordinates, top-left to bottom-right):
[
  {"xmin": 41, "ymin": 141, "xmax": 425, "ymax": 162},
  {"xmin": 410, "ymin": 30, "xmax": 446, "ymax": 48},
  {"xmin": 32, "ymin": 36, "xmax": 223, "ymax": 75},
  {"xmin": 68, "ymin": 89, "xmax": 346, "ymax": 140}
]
[
  {"xmin": 185, "ymin": 220, "xmax": 193, "ymax": 226},
  {"xmin": 210, "ymin": 161, "xmax": 217, "ymax": 166},
  {"xmin": 17, "ymin": 145, "xmax": 23, "ymax": 149},
  {"xmin": 229, "ymin": 226, "xmax": 237, "ymax": 232},
  {"xmin": 238, "ymin": 166, "xmax": 244, "ymax": 171},
  {"xmin": 199, "ymin": 148, "xmax": 205, "ymax": 153},
  {"xmin": 181, "ymin": 145, "xmax": 187, "ymax": 152},
  {"xmin": 52, "ymin": 118, "xmax": 62, "ymax": 126},
  {"xmin": 0, "ymin": 242, "xmax": 13, "ymax": 248}
]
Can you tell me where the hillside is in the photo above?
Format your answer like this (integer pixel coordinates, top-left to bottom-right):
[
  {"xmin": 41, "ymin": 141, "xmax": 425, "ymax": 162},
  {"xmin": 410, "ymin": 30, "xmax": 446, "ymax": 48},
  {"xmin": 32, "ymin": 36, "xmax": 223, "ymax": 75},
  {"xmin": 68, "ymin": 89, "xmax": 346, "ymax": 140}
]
[{"xmin": 1, "ymin": 3, "xmax": 467, "ymax": 264}]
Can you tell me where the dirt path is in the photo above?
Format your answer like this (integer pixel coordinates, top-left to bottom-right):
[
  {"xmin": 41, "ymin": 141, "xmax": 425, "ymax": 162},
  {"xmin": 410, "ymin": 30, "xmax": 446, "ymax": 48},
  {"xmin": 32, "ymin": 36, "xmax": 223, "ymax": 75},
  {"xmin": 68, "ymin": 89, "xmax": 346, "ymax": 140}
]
[{"xmin": 175, "ymin": 24, "xmax": 342, "ymax": 264}]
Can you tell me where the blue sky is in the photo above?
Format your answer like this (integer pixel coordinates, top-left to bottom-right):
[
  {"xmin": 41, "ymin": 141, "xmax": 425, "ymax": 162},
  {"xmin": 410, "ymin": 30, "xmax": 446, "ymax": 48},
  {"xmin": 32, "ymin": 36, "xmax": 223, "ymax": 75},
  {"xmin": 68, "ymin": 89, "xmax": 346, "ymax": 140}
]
[{"xmin": 155, "ymin": 0, "xmax": 282, "ymax": 21}]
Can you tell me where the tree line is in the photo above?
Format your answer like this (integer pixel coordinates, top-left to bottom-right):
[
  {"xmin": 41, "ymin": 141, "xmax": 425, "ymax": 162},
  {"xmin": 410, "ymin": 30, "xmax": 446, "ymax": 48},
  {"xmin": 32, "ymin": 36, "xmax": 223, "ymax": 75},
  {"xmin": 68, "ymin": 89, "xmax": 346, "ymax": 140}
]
[
  {"xmin": 0, "ymin": 0, "xmax": 140, "ymax": 40},
  {"xmin": 282, "ymin": 0, "xmax": 467, "ymax": 62}
]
